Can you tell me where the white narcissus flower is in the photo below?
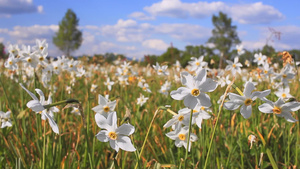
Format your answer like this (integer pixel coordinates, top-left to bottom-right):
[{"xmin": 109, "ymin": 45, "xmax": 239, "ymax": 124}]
[
  {"xmin": 137, "ymin": 94, "xmax": 148, "ymax": 107},
  {"xmin": 253, "ymin": 53, "xmax": 267, "ymax": 66},
  {"xmin": 236, "ymin": 44, "xmax": 245, "ymax": 55},
  {"xmin": 166, "ymin": 125, "xmax": 198, "ymax": 152},
  {"xmin": 188, "ymin": 56, "xmax": 208, "ymax": 71},
  {"xmin": 170, "ymin": 69, "xmax": 218, "ymax": 109},
  {"xmin": 104, "ymin": 77, "xmax": 115, "ymax": 91},
  {"xmin": 274, "ymin": 87, "xmax": 293, "ymax": 101},
  {"xmin": 258, "ymin": 98, "xmax": 300, "ymax": 123},
  {"xmin": 0, "ymin": 111, "xmax": 12, "ymax": 128},
  {"xmin": 5, "ymin": 53, "xmax": 19, "ymax": 70},
  {"xmin": 20, "ymin": 84, "xmax": 59, "ymax": 134},
  {"xmin": 174, "ymin": 60, "xmax": 181, "ymax": 72},
  {"xmin": 90, "ymin": 84, "xmax": 98, "ymax": 93},
  {"xmin": 163, "ymin": 108, "xmax": 198, "ymax": 129},
  {"xmin": 192, "ymin": 104, "xmax": 211, "ymax": 129},
  {"xmin": 95, "ymin": 112, "xmax": 136, "ymax": 152},
  {"xmin": 225, "ymin": 56, "xmax": 242, "ymax": 75},
  {"xmin": 152, "ymin": 62, "xmax": 169, "ymax": 76},
  {"xmin": 274, "ymin": 64, "xmax": 295, "ymax": 86},
  {"xmin": 224, "ymin": 81, "xmax": 271, "ymax": 119},
  {"xmin": 92, "ymin": 94, "xmax": 117, "ymax": 118}
]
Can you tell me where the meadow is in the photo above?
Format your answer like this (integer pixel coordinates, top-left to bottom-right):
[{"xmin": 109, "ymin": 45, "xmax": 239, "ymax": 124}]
[{"xmin": 0, "ymin": 40, "xmax": 299, "ymax": 169}]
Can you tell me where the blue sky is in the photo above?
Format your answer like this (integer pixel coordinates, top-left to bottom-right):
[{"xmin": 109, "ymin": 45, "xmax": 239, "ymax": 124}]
[{"xmin": 1, "ymin": 0, "xmax": 300, "ymax": 59}]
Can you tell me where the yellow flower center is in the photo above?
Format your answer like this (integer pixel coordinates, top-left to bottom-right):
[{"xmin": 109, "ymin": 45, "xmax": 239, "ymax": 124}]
[
  {"xmin": 282, "ymin": 93, "xmax": 286, "ymax": 98},
  {"xmin": 283, "ymin": 74, "xmax": 287, "ymax": 78},
  {"xmin": 142, "ymin": 87, "xmax": 147, "ymax": 91},
  {"xmin": 39, "ymin": 57, "xmax": 44, "ymax": 61},
  {"xmin": 193, "ymin": 109, "xmax": 198, "ymax": 113},
  {"xmin": 196, "ymin": 62, "xmax": 200, "ymax": 66},
  {"xmin": 178, "ymin": 134, "xmax": 186, "ymax": 141},
  {"xmin": 232, "ymin": 64, "xmax": 236, "ymax": 68},
  {"xmin": 108, "ymin": 131, "xmax": 117, "ymax": 140},
  {"xmin": 244, "ymin": 98, "xmax": 253, "ymax": 106},
  {"xmin": 272, "ymin": 106, "xmax": 281, "ymax": 114},
  {"xmin": 40, "ymin": 46, "xmax": 44, "ymax": 50},
  {"xmin": 158, "ymin": 69, "xmax": 163, "ymax": 73},
  {"xmin": 9, "ymin": 61, "xmax": 13, "ymax": 65},
  {"xmin": 258, "ymin": 57, "xmax": 261, "ymax": 61},
  {"xmin": 201, "ymin": 106, "xmax": 205, "ymax": 110},
  {"xmin": 54, "ymin": 66, "xmax": 58, "ymax": 70},
  {"xmin": 27, "ymin": 58, "xmax": 32, "ymax": 63},
  {"xmin": 264, "ymin": 70, "xmax": 268, "ymax": 74},
  {"xmin": 69, "ymin": 64, "xmax": 73, "ymax": 68},
  {"xmin": 178, "ymin": 115, "xmax": 184, "ymax": 121},
  {"xmin": 103, "ymin": 106, "xmax": 110, "ymax": 112},
  {"xmin": 191, "ymin": 88, "xmax": 200, "ymax": 97}
]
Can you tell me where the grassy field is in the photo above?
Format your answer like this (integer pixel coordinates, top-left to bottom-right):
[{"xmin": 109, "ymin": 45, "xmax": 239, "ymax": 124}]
[{"xmin": 0, "ymin": 50, "xmax": 299, "ymax": 168}]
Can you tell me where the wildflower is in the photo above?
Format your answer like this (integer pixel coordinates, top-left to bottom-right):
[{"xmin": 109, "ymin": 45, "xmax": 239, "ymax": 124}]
[
  {"xmin": 66, "ymin": 86, "xmax": 72, "ymax": 94},
  {"xmin": 140, "ymin": 83, "xmax": 151, "ymax": 93},
  {"xmin": 0, "ymin": 111, "xmax": 12, "ymax": 128},
  {"xmin": 274, "ymin": 64, "xmax": 295, "ymax": 86},
  {"xmin": 192, "ymin": 104, "xmax": 212, "ymax": 129},
  {"xmin": 90, "ymin": 84, "xmax": 98, "ymax": 93},
  {"xmin": 253, "ymin": 53, "xmax": 267, "ymax": 66},
  {"xmin": 188, "ymin": 56, "xmax": 208, "ymax": 71},
  {"xmin": 174, "ymin": 60, "xmax": 181, "ymax": 72},
  {"xmin": 166, "ymin": 125, "xmax": 198, "ymax": 152},
  {"xmin": 163, "ymin": 108, "xmax": 197, "ymax": 128},
  {"xmin": 71, "ymin": 107, "xmax": 81, "ymax": 116},
  {"xmin": 224, "ymin": 81, "xmax": 271, "ymax": 119},
  {"xmin": 260, "ymin": 62, "xmax": 274, "ymax": 78},
  {"xmin": 4, "ymin": 53, "xmax": 19, "ymax": 70},
  {"xmin": 170, "ymin": 69, "xmax": 218, "ymax": 109},
  {"xmin": 95, "ymin": 112, "xmax": 136, "ymax": 152},
  {"xmin": 236, "ymin": 44, "xmax": 245, "ymax": 55},
  {"xmin": 32, "ymin": 39, "xmax": 48, "ymax": 53},
  {"xmin": 225, "ymin": 56, "xmax": 242, "ymax": 75},
  {"xmin": 20, "ymin": 84, "xmax": 59, "ymax": 134},
  {"xmin": 137, "ymin": 94, "xmax": 148, "ymax": 107},
  {"xmin": 92, "ymin": 94, "xmax": 117, "ymax": 118},
  {"xmin": 258, "ymin": 98, "xmax": 300, "ymax": 122},
  {"xmin": 152, "ymin": 62, "xmax": 169, "ymax": 76},
  {"xmin": 275, "ymin": 87, "xmax": 293, "ymax": 101},
  {"xmin": 104, "ymin": 77, "xmax": 114, "ymax": 91},
  {"xmin": 248, "ymin": 134, "xmax": 256, "ymax": 149}
]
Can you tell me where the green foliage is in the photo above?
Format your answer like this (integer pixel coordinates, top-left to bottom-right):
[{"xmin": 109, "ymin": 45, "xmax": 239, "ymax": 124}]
[
  {"xmin": 53, "ymin": 9, "xmax": 82, "ymax": 57},
  {"xmin": 0, "ymin": 43, "xmax": 8, "ymax": 59},
  {"xmin": 208, "ymin": 12, "xmax": 241, "ymax": 68},
  {"xmin": 157, "ymin": 47, "xmax": 181, "ymax": 65}
]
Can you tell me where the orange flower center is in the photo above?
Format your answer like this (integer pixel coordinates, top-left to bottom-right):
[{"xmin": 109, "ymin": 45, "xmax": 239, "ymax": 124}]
[
  {"xmin": 196, "ymin": 62, "xmax": 200, "ymax": 66},
  {"xmin": 103, "ymin": 106, "xmax": 110, "ymax": 112},
  {"xmin": 191, "ymin": 88, "xmax": 200, "ymax": 97},
  {"xmin": 178, "ymin": 115, "xmax": 184, "ymax": 121},
  {"xmin": 244, "ymin": 99, "xmax": 252, "ymax": 106},
  {"xmin": 108, "ymin": 132, "xmax": 117, "ymax": 140},
  {"xmin": 232, "ymin": 64, "xmax": 236, "ymax": 68},
  {"xmin": 272, "ymin": 106, "xmax": 281, "ymax": 114},
  {"xmin": 178, "ymin": 134, "xmax": 186, "ymax": 141},
  {"xmin": 282, "ymin": 93, "xmax": 286, "ymax": 98}
]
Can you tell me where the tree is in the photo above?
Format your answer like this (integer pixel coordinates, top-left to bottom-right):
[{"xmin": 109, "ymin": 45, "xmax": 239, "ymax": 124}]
[
  {"xmin": 0, "ymin": 43, "xmax": 7, "ymax": 59},
  {"xmin": 208, "ymin": 12, "xmax": 240, "ymax": 68},
  {"xmin": 53, "ymin": 9, "xmax": 82, "ymax": 57}
]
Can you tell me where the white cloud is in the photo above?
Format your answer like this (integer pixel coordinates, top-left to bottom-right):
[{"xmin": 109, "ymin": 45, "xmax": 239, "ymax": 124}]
[
  {"xmin": 142, "ymin": 39, "xmax": 169, "ymax": 51},
  {"xmin": 0, "ymin": 0, "xmax": 43, "ymax": 17},
  {"xmin": 229, "ymin": 2, "xmax": 284, "ymax": 24},
  {"xmin": 143, "ymin": 0, "xmax": 284, "ymax": 24},
  {"xmin": 128, "ymin": 12, "xmax": 155, "ymax": 20}
]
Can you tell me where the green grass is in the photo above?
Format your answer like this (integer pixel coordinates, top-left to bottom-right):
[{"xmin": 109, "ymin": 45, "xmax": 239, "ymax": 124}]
[{"xmin": 0, "ymin": 60, "xmax": 299, "ymax": 169}]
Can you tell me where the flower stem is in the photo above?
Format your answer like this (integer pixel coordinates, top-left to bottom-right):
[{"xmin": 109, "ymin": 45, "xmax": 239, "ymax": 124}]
[
  {"xmin": 204, "ymin": 78, "xmax": 235, "ymax": 169},
  {"xmin": 184, "ymin": 108, "xmax": 194, "ymax": 168},
  {"xmin": 134, "ymin": 106, "xmax": 166, "ymax": 169},
  {"xmin": 42, "ymin": 120, "xmax": 46, "ymax": 169}
]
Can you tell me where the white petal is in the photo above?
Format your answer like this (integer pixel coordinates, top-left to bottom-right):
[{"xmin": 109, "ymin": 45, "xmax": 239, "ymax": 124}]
[
  {"xmin": 284, "ymin": 102, "xmax": 300, "ymax": 112},
  {"xmin": 98, "ymin": 94, "xmax": 108, "ymax": 105},
  {"xmin": 180, "ymin": 72, "xmax": 194, "ymax": 89},
  {"xmin": 163, "ymin": 118, "xmax": 178, "ymax": 128},
  {"xmin": 228, "ymin": 93, "xmax": 244, "ymax": 102},
  {"xmin": 243, "ymin": 82, "xmax": 255, "ymax": 98},
  {"xmin": 109, "ymin": 140, "xmax": 119, "ymax": 152},
  {"xmin": 195, "ymin": 68, "xmax": 206, "ymax": 82},
  {"xmin": 116, "ymin": 124, "xmax": 135, "ymax": 136},
  {"xmin": 170, "ymin": 87, "xmax": 190, "ymax": 100},
  {"xmin": 20, "ymin": 83, "xmax": 38, "ymax": 100},
  {"xmin": 117, "ymin": 136, "xmax": 136, "ymax": 152},
  {"xmin": 240, "ymin": 104, "xmax": 252, "ymax": 119},
  {"xmin": 107, "ymin": 111, "xmax": 117, "ymax": 130},
  {"xmin": 197, "ymin": 93, "xmax": 212, "ymax": 107},
  {"xmin": 96, "ymin": 130, "xmax": 109, "ymax": 142},
  {"xmin": 27, "ymin": 100, "xmax": 45, "ymax": 112},
  {"xmin": 35, "ymin": 89, "xmax": 45, "ymax": 104},
  {"xmin": 43, "ymin": 112, "xmax": 59, "ymax": 134},
  {"xmin": 224, "ymin": 101, "xmax": 241, "ymax": 110},
  {"xmin": 95, "ymin": 113, "xmax": 110, "ymax": 130},
  {"xmin": 280, "ymin": 111, "xmax": 297, "ymax": 123},
  {"xmin": 184, "ymin": 95, "xmax": 199, "ymax": 109},
  {"xmin": 258, "ymin": 103, "xmax": 274, "ymax": 113},
  {"xmin": 198, "ymin": 78, "xmax": 218, "ymax": 92}
]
